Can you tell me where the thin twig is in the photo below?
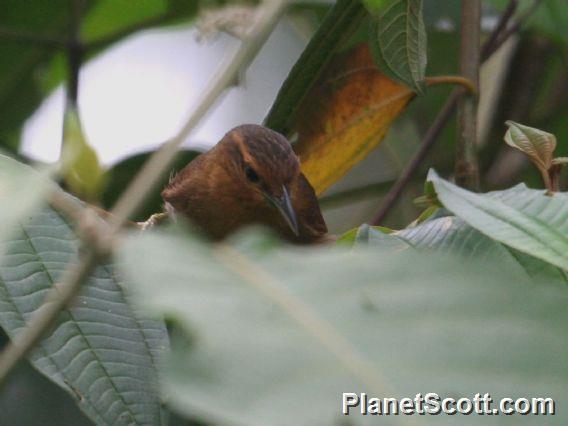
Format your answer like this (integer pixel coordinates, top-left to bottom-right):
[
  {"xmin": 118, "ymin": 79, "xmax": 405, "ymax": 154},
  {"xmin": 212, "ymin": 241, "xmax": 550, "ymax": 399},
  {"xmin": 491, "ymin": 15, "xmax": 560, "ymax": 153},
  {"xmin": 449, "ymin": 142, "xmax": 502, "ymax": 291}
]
[
  {"xmin": 369, "ymin": 0, "xmax": 542, "ymax": 225},
  {"xmin": 370, "ymin": 92, "xmax": 461, "ymax": 225},
  {"xmin": 0, "ymin": 191, "xmax": 113, "ymax": 387},
  {"xmin": 481, "ymin": 0, "xmax": 518, "ymax": 62},
  {"xmin": 0, "ymin": 0, "xmax": 288, "ymax": 388},
  {"xmin": 483, "ymin": 0, "xmax": 544, "ymax": 60}
]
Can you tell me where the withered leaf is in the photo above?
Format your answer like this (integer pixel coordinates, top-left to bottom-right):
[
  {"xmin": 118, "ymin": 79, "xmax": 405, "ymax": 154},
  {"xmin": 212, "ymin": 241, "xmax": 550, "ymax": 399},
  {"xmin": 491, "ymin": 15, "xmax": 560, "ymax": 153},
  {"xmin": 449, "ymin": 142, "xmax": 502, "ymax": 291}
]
[{"xmin": 294, "ymin": 44, "xmax": 415, "ymax": 195}]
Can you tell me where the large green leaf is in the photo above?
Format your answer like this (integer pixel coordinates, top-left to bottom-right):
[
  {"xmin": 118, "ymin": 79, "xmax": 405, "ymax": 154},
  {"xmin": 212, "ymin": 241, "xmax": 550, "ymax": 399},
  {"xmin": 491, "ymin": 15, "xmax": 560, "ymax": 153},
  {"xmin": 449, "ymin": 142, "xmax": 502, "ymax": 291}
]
[
  {"xmin": 429, "ymin": 170, "xmax": 568, "ymax": 271},
  {"xmin": 0, "ymin": 154, "xmax": 50, "ymax": 252},
  {"xmin": 0, "ymin": 356, "xmax": 92, "ymax": 425},
  {"xmin": 368, "ymin": 0, "xmax": 427, "ymax": 94},
  {"xmin": 263, "ymin": 0, "xmax": 367, "ymax": 135},
  {"xmin": 346, "ymin": 212, "xmax": 568, "ymax": 286},
  {"xmin": 0, "ymin": 180, "xmax": 168, "ymax": 424},
  {"xmin": 120, "ymin": 228, "xmax": 567, "ymax": 425}
]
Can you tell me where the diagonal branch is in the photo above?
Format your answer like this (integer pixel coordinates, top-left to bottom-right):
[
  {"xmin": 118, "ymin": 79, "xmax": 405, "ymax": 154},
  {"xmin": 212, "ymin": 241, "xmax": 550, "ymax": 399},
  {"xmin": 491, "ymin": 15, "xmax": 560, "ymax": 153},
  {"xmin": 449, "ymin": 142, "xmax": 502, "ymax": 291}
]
[
  {"xmin": 0, "ymin": 0, "xmax": 288, "ymax": 388},
  {"xmin": 108, "ymin": 0, "xmax": 287, "ymax": 228},
  {"xmin": 481, "ymin": 0, "xmax": 518, "ymax": 62}
]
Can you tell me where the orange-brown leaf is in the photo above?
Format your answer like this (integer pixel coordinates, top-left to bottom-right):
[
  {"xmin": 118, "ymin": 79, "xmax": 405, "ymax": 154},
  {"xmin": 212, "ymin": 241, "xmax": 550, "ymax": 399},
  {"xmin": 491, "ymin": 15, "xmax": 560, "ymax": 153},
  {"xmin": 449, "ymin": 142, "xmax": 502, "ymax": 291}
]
[{"xmin": 294, "ymin": 43, "xmax": 414, "ymax": 195}]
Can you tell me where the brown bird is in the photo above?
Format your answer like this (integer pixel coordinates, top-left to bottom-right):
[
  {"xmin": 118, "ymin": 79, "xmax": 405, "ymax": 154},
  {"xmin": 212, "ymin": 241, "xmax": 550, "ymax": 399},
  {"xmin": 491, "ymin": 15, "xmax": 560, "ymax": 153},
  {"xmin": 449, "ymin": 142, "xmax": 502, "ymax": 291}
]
[{"xmin": 161, "ymin": 124, "xmax": 328, "ymax": 243}]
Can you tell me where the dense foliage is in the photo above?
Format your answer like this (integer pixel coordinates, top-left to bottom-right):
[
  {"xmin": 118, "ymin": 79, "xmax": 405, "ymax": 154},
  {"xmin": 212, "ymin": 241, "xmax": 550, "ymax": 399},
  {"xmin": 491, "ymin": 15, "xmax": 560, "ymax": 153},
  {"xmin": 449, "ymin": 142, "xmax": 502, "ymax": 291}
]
[{"xmin": 0, "ymin": 0, "xmax": 566, "ymax": 425}]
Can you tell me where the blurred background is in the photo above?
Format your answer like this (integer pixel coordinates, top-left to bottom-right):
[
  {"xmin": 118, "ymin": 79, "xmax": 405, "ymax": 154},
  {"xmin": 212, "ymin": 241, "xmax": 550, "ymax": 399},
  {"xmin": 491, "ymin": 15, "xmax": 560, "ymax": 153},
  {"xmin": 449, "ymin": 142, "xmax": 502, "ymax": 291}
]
[
  {"xmin": 1, "ymin": 1, "xmax": 566, "ymax": 232},
  {"xmin": 0, "ymin": 0, "xmax": 566, "ymax": 422}
]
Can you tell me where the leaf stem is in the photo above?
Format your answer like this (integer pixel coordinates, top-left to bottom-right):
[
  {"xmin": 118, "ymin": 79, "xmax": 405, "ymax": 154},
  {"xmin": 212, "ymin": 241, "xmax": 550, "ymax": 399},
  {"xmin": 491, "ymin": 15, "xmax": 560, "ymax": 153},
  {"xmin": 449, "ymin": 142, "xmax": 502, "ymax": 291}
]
[{"xmin": 426, "ymin": 75, "xmax": 476, "ymax": 94}]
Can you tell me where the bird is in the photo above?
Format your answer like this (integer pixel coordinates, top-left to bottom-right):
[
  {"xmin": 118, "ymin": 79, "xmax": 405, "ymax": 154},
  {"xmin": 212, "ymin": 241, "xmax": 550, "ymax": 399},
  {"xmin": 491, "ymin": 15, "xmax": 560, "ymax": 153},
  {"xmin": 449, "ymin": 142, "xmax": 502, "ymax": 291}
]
[{"xmin": 161, "ymin": 124, "xmax": 328, "ymax": 243}]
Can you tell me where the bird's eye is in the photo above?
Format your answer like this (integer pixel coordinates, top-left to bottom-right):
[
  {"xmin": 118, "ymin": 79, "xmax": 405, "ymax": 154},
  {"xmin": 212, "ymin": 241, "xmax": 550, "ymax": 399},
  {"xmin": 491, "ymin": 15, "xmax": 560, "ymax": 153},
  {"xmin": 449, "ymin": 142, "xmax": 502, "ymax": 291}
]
[{"xmin": 244, "ymin": 165, "xmax": 260, "ymax": 183}]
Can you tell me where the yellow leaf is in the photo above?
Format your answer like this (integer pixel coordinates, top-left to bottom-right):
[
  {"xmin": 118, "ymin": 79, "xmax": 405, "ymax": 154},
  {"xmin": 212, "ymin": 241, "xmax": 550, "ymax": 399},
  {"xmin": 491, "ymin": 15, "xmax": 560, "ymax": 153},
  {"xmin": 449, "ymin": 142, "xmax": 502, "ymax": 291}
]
[
  {"xmin": 294, "ymin": 44, "xmax": 414, "ymax": 195},
  {"xmin": 61, "ymin": 106, "xmax": 106, "ymax": 201}
]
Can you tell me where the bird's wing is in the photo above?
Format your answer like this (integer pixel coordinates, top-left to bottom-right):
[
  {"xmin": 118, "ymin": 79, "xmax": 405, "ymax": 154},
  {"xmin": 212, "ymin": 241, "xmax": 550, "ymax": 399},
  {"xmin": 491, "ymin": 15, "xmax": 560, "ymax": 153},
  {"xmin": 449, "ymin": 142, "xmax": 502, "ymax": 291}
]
[{"xmin": 292, "ymin": 172, "xmax": 328, "ymax": 239}]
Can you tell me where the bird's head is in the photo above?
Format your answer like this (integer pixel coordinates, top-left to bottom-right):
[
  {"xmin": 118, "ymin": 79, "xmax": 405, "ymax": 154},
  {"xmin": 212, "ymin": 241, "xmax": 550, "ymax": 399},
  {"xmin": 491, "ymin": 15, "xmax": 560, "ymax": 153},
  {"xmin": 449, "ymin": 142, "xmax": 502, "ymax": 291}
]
[{"xmin": 219, "ymin": 124, "xmax": 301, "ymax": 236}]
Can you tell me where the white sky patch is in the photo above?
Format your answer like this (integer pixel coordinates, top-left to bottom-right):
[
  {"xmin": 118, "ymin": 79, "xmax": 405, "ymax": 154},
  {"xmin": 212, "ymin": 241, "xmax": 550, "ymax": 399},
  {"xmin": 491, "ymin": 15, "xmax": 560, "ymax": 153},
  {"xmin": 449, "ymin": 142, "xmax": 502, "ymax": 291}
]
[{"xmin": 21, "ymin": 19, "xmax": 306, "ymax": 166}]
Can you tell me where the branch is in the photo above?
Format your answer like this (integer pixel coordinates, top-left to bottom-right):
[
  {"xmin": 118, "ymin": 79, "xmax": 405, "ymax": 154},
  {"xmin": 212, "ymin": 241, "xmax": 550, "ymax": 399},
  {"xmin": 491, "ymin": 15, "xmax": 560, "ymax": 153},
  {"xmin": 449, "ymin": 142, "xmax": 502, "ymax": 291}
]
[
  {"xmin": 455, "ymin": 0, "xmax": 481, "ymax": 191},
  {"xmin": 0, "ymin": 0, "xmax": 288, "ymax": 388},
  {"xmin": 370, "ymin": 91, "xmax": 461, "ymax": 225},
  {"xmin": 481, "ymin": 0, "xmax": 518, "ymax": 61},
  {"xmin": 369, "ymin": 0, "xmax": 543, "ymax": 225}
]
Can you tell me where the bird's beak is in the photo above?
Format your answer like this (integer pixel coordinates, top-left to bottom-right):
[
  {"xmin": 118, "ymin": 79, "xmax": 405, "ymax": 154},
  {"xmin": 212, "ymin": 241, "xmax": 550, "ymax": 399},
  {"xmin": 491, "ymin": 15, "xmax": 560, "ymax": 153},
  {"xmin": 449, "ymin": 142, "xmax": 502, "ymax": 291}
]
[{"xmin": 266, "ymin": 186, "xmax": 300, "ymax": 236}]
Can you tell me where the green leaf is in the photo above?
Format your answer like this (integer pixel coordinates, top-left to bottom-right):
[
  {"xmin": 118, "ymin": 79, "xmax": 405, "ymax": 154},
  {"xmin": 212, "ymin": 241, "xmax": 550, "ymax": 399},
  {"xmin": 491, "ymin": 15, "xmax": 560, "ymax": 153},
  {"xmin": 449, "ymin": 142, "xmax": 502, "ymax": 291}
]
[
  {"xmin": 119, "ymin": 228, "xmax": 568, "ymax": 425},
  {"xmin": 81, "ymin": 0, "xmax": 168, "ymax": 43},
  {"xmin": 504, "ymin": 120, "xmax": 557, "ymax": 173},
  {"xmin": 0, "ymin": 154, "xmax": 50, "ymax": 252},
  {"xmin": 344, "ymin": 215, "xmax": 568, "ymax": 285},
  {"xmin": 428, "ymin": 170, "xmax": 568, "ymax": 271},
  {"xmin": 369, "ymin": 0, "xmax": 427, "ymax": 94},
  {"xmin": 361, "ymin": 0, "xmax": 390, "ymax": 16},
  {"xmin": 0, "ymin": 159, "xmax": 168, "ymax": 425},
  {"xmin": 0, "ymin": 1, "xmax": 69, "ymax": 151},
  {"xmin": 0, "ymin": 0, "xmax": 201, "ymax": 151},
  {"xmin": 263, "ymin": 0, "xmax": 367, "ymax": 135},
  {"xmin": 61, "ymin": 106, "xmax": 106, "ymax": 201},
  {"xmin": 398, "ymin": 216, "xmax": 568, "ymax": 285},
  {"xmin": 0, "ymin": 358, "xmax": 92, "ymax": 425},
  {"xmin": 336, "ymin": 224, "xmax": 393, "ymax": 246}
]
